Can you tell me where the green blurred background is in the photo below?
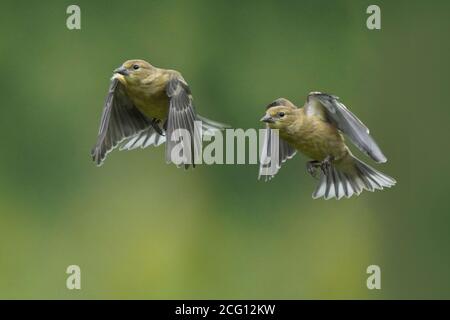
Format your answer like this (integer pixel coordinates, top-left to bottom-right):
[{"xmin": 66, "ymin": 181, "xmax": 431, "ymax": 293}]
[{"xmin": 0, "ymin": 0, "xmax": 449, "ymax": 299}]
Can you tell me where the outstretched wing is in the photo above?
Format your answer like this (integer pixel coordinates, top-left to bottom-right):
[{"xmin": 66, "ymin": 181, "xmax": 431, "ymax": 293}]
[
  {"xmin": 306, "ymin": 92, "xmax": 387, "ymax": 163},
  {"xmin": 165, "ymin": 76, "xmax": 202, "ymax": 168},
  {"xmin": 91, "ymin": 78, "xmax": 153, "ymax": 165},
  {"xmin": 258, "ymin": 126, "xmax": 297, "ymax": 181}
]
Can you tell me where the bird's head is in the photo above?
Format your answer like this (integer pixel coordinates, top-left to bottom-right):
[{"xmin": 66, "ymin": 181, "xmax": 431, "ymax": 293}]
[
  {"xmin": 112, "ymin": 59, "xmax": 154, "ymax": 85},
  {"xmin": 261, "ymin": 98, "xmax": 297, "ymax": 129}
]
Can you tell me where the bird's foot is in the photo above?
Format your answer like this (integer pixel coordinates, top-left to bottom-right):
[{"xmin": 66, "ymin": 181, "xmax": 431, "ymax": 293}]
[
  {"xmin": 151, "ymin": 118, "xmax": 164, "ymax": 136},
  {"xmin": 320, "ymin": 156, "xmax": 334, "ymax": 175},
  {"xmin": 306, "ymin": 160, "xmax": 321, "ymax": 179}
]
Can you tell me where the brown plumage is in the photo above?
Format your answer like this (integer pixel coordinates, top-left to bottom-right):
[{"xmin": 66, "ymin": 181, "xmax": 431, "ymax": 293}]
[
  {"xmin": 259, "ymin": 93, "xmax": 396, "ymax": 199},
  {"xmin": 91, "ymin": 59, "xmax": 227, "ymax": 167}
]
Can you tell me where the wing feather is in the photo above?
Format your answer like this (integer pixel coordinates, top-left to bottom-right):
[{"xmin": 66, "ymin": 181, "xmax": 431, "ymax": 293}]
[
  {"xmin": 258, "ymin": 127, "xmax": 297, "ymax": 181},
  {"xmin": 91, "ymin": 78, "xmax": 153, "ymax": 165},
  {"xmin": 165, "ymin": 76, "xmax": 202, "ymax": 168},
  {"xmin": 306, "ymin": 92, "xmax": 387, "ymax": 163}
]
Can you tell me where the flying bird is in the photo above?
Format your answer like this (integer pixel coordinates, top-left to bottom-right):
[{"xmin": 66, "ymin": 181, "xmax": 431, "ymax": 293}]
[
  {"xmin": 91, "ymin": 59, "xmax": 227, "ymax": 167},
  {"xmin": 259, "ymin": 92, "xmax": 396, "ymax": 199}
]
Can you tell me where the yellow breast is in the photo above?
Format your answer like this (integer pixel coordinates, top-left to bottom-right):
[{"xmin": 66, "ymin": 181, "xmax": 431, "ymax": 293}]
[
  {"xmin": 282, "ymin": 115, "xmax": 347, "ymax": 161},
  {"xmin": 122, "ymin": 73, "xmax": 170, "ymax": 120},
  {"xmin": 130, "ymin": 88, "xmax": 169, "ymax": 120}
]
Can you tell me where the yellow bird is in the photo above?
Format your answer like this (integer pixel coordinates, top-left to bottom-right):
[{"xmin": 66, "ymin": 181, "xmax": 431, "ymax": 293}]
[
  {"xmin": 259, "ymin": 92, "xmax": 396, "ymax": 199},
  {"xmin": 91, "ymin": 59, "xmax": 227, "ymax": 167}
]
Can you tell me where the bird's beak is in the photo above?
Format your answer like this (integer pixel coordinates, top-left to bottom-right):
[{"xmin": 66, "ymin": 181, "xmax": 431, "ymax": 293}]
[
  {"xmin": 260, "ymin": 114, "xmax": 275, "ymax": 123},
  {"xmin": 113, "ymin": 66, "xmax": 129, "ymax": 76}
]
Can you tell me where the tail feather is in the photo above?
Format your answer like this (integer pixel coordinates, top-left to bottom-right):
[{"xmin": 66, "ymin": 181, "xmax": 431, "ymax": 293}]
[
  {"xmin": 338, "ymin": 171, "xmax": 349, "ymax": 198},
  {"xmin": 120, "ymin": 126, "xmax": 166, "ymax": 151},
  {"xmin": 120, "ymin": 116, "xmax": 228, "ymax": 151},
  {"xmin": 312, "ymin": 154, "xmax": 396, "ymax": 200}
]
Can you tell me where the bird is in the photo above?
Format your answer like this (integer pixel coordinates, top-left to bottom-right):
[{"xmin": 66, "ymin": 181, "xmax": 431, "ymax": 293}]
[
  {"xmin": 91, "ymin": 59, "xmax": 227, "ymax": 167},
  {"xmin": 259, "ymin": 92, "xmax": 396, "ymax": 199}
]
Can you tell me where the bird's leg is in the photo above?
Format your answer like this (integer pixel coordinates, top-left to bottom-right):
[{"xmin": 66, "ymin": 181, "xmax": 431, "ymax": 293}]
[
  {"xmin": 320, "ymin": 155, "xmax": 334, "ymax": 175},
  {"xmin": 306, "ymin": 160, "xmax": 321, "ymax": 179},
  {"xmin": 150, "ymin": 118, "xmax": 164, "ymax": 136}
]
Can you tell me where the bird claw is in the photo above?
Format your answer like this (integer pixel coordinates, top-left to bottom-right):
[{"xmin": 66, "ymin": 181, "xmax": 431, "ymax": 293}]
[
  {"xmin": 320, "ymin": 156, "xmax": 333, "ymax": 175},
  {"xmin": 151, "ymin": 118, "xmax": 164, "ymax": 136},
  {"xmin": 306, "ymin": 161, "xmax": 321, "ymax": 179}
]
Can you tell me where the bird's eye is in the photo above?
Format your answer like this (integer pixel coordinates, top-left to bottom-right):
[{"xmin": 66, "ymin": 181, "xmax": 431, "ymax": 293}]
[
  {"xmin": 278, "ymin": 112, "xmax": 285, "ymax": 117},
  {"xmin": 132, "ymin": 64, "xmax": 140, "ymax": 70}
]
